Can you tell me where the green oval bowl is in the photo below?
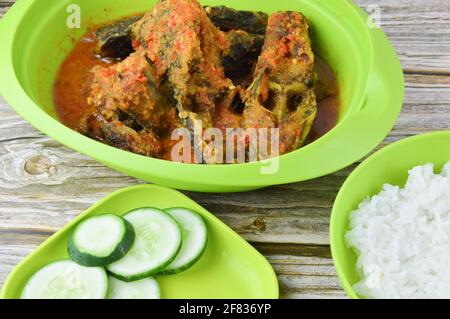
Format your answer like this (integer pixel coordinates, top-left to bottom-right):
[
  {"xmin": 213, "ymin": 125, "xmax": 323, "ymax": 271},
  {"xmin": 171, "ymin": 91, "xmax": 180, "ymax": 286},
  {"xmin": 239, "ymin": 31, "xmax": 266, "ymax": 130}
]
[
  {"xmin": 0, "ymin": 0, "xmax": 404, "ymax": 192},
  {"xmin": 330, "ymin": 131, "xmax": 450, "ymax": 299},
  {"xmin": 1, "ymin": 184, "xmax": 279, "ymax": 299}
]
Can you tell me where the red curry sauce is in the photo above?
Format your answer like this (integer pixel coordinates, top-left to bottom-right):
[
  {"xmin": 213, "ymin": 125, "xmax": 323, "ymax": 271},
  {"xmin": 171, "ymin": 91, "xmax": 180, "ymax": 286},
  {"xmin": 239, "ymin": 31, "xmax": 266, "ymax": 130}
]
[{"xmin": 54, "ymin": 32, "xmax": 111, "ymax": 129}]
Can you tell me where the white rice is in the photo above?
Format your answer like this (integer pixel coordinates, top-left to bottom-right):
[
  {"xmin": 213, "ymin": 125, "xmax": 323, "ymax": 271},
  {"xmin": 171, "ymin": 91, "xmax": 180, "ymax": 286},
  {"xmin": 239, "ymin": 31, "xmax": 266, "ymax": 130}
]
[{"xmin": 346, "ymin": 161, "xmax": 450, "ymax": 299}]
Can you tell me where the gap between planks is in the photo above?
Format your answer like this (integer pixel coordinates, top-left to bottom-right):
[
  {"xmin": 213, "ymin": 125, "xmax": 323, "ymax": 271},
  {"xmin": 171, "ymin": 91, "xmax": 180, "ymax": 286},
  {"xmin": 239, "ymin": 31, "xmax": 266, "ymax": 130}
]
[{"xmin": 404, "ymin": 69, "xmax": 450, "ymax": 77}]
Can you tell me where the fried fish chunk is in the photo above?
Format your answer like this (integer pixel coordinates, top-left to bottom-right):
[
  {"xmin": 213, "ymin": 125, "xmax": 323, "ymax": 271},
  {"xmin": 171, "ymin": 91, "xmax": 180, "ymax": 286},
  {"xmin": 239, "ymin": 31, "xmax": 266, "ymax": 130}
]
[
  {"xmin": 81, "ymin": 52, "xmax": 177, "ymax": 156},
  {"xmin": 242, "ymin": 11, "xmax": 318, "ymax": 155},
  {"xmin": 132, "ymin": 0, "xmax": 234, "ymax": 132},
  {"xmin": 85, "ymin": 1, "xmax": 319, "ymax": 161}
]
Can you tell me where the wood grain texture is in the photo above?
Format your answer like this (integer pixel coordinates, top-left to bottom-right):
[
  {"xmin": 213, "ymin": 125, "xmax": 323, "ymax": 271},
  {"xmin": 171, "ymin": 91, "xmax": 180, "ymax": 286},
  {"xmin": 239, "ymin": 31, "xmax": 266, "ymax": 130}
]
[
  {"xmin": 357, "ymin": 0, "xmax": 450, "ymax": 73},
  {"xmin": 0, "ymin": 0, "xmax": 449, "ymax": 299},
  {"xmin": 1, "ymin": 0, "xmax": 449, "ymax": 72}
]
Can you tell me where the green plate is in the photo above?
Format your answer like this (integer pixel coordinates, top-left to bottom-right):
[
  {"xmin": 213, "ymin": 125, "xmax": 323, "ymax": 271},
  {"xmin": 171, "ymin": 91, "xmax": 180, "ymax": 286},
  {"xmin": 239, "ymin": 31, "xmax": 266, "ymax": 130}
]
[
  {"xmin": 0, "ymin": 185, "xmax": 279, "ymax": 299},
  {"xmin": 330, "ymin": 131, "xmax": 450, "ymax": 299},
  {"xmin": 0, "ymin": 0, "xmax": 404, "ymax": 192}
]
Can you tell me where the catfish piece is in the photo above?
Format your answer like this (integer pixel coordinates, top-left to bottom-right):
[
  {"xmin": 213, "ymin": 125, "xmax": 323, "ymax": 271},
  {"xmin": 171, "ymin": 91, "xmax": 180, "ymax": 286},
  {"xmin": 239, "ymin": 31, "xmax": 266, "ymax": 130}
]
[
  {"xmin": 223, "ymin": 30, "xmax": 264, "ymax": 86},
  {"xmin": 261, "ymin": 11, "xmax": 317, "ymax": 153},
  {"xmin": 132, "ymin": 0, "xmax": 233, "ymax": 132},
  {"xmin": 95, "ymin": 15, "xmax": 142, "ymax": 59},
  {"xmin": 81, "ymin": 52, "xmax": 178, "ymax": 157},
  {"xmin": 204, "ymin": 6, "xmax": 268, "ymax": 35},
  {"xmin": 86, "ymin": 52, "xmax": 176, "ymax": 134},
  {"xmin": 243, "ymin": 11, "xmax": 318, "ymax": 155}
]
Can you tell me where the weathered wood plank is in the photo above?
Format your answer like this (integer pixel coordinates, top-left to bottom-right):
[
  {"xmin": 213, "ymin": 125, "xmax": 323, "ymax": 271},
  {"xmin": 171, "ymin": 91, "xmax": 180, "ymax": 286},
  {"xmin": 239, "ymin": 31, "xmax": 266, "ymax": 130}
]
[
  {"xmin": 1, "ymin": 1, "xmax": 449, "ymax": 73},
  {"xmin": 270, "ymin": 255, "xmax": 345, "ymax": 299},
  {"xmin": 0, "ymin": 233, "xmax": 345, "ymax": 299},
  {"xmin": 0, "ymin": 246, "xmax": 34, "ymax": 288},
  {"xmin": 356, "ymin": 0, "xmax": 450, "ymax": 73}
]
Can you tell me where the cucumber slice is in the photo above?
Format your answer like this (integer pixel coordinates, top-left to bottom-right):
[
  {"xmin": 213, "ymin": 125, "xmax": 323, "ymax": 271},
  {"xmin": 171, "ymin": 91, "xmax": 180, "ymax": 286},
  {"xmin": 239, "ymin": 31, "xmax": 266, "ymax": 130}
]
[
  {"xmin": 161, "ymin": 208, "xmax": 208, "ymax": 275},
  {"xmin": 21, "ymin": 260, "xmax": 108, "ymax": 299},
  {"xmin": 108, "ymin": 276, "xmax": 160, "ymax": 299},
  {"xmin": 107, "ymin": 208, "xmax": 182, "ymax": 281},
  {"xmin": 68, "ymin": 214, "xmax": 135, "ymax": 267}
]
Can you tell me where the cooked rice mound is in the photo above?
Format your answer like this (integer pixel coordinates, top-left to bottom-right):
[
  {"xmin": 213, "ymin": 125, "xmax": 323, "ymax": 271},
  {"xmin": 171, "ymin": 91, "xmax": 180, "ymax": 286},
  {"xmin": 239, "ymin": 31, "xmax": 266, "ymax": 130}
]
[{"xmin": 346, "ymin": 161, "xmax": 450, "ymax": 299}]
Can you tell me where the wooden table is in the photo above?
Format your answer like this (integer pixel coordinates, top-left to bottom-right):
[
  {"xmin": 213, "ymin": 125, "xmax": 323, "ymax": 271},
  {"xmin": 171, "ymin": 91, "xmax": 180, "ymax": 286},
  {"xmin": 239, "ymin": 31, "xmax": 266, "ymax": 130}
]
[{"xmin": 0, "ymin": 0, "xmax": 449, "ymax": 299}]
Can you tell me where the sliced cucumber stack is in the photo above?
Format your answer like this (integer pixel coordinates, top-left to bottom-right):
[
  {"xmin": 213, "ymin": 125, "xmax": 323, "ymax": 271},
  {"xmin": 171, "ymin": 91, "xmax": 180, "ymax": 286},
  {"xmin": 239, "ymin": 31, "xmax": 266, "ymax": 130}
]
[
  {"xmin": 161, "ymin": 208, "xmax": 208, "ymax": 275},
  {"xmin": 107, "ymin": 208, "xmax": 182, "ymax": 281},
  {"xmin": 68, "ymin": 214, "xmax": 135, "ymax": 267},
  {"xmin": 108, "ymin": 276, "xmax": 161, "ymax": 299},
  {"xmin": 20, "ymin": 206, "xmax": 209, "ymax": 299},
  {"xmin": 21, "ymin": 260, "xmax": 108, "ymax": 299}
]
